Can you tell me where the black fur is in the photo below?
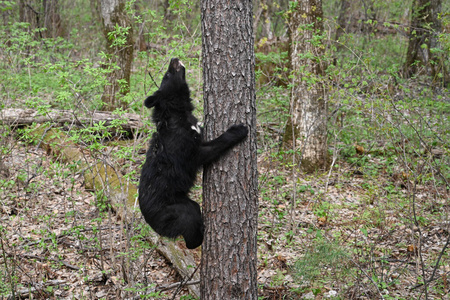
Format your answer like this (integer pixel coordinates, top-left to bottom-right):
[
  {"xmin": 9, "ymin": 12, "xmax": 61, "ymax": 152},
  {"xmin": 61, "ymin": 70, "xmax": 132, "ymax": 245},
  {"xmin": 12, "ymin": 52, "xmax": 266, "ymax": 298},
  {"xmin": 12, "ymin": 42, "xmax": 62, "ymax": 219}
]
[{"xmin": 139, "ymin": 58, "xmax": 248, "ymax": 249}]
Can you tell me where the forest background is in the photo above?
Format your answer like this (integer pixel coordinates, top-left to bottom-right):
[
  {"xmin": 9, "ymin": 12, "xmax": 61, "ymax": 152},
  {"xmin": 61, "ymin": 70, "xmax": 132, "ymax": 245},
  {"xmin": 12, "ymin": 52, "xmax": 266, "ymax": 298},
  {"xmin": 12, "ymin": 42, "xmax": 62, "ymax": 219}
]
[{"xmin": 0, "ymin": 0, "xmax": 449, "ymax": 299}]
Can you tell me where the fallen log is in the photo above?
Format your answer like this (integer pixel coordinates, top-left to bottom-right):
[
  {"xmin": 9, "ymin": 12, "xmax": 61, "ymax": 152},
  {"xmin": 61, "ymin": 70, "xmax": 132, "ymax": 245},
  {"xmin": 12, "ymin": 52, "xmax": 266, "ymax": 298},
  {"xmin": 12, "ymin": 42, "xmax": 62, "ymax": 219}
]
[
  {"xmin": 1, "ymin": 108, "xmax": 143, "ymax": 130},
  {"xmin": 28, "ymin": 124, "xmax": 201, "ymax": 298}
]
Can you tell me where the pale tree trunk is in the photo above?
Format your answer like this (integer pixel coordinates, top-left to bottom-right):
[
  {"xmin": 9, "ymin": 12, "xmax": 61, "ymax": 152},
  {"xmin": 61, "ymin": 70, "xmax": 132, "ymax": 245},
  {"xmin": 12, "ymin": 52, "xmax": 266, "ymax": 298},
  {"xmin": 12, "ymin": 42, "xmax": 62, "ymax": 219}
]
[
  {"xmin": 201, "ymin": 1, "xmax": 258, "ymax": 299},
  {"xmin": 98, "ymin": 0, "xmax": 134, "ymax": 111},
  {"xmin": 283, "ymin": 0, "xmax": 328, "ymax": 173},
  {"xmin": 261, "ymin": 0, "xmax": 273, "ymax": 40},
  {"xmin": 403, "ymin": 0, "xmax": 447, "ymax": 84}
]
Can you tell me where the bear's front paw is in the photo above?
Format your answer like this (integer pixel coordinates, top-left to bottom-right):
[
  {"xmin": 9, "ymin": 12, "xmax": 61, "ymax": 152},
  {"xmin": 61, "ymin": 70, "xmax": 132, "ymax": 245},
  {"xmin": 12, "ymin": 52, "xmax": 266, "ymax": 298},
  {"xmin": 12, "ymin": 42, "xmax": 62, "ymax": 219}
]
[{"xmin": 227, "ymin": 124, "xmax": 249, "ymax": 140}]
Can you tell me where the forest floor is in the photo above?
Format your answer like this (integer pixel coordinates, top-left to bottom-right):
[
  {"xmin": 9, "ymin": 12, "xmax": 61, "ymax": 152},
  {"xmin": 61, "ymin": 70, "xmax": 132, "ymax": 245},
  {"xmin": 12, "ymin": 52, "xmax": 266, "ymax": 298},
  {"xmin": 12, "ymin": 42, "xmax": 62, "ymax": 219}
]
[
  {"xmin": 1, "ymin": 141, "xmax": 192, "ymax": 299},
  {"xmin": 0, "ymin": 135, "xmax": 449, "ymax": 299}
]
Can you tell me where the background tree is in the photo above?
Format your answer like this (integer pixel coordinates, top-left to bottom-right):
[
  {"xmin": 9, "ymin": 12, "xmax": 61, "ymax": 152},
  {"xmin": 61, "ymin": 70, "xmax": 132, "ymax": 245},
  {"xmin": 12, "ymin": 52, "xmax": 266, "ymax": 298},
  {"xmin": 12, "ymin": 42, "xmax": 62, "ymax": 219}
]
[
  {"xmin": 97, "ymin": 0, "xmax": 134, "ymax": 110},
  {"xmin": 283, "ymin": 0, "xmax": 328, "ymax": 173},
  {"xmin": 201, "ymin": 1, "xmax": 258, "ymax": 299},
  {"xmin": 335, "ymin": 0, "xmax": 350, "ymax": 49},
  {"xmin": 403, "ymin": 0, "xmax": 447, "ymax": 83},
  {"xmin": 19, "ymin": 0, "xmax": 38, "ymax": 31},
  {"xmin": 19, "ymin": 0, "xmax": 62, "ymax": 38},
  {"xmin": 254, "ymin": 0, "xmax": 274, "ymax": 40}
]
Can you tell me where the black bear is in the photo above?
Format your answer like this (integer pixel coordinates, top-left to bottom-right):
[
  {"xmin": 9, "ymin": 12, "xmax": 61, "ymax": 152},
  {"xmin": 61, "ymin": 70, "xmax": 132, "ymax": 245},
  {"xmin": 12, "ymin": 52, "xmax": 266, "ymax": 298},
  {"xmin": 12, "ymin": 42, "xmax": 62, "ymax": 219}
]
[{"xmin": 139, "ymin": 58, "xmax": 248, "ymax": 249}]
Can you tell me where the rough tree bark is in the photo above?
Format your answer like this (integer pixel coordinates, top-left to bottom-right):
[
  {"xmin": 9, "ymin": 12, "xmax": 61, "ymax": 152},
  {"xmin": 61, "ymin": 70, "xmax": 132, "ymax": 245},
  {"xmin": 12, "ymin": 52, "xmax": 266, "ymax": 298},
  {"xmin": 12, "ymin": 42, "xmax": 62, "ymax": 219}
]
[
  {"xmin": 283, "ymin": 0, "xmax": 328, "ymax": 173},
  {"xmin": 201, "ymin": 1, "xmax": 258, "ymax": 299},
  {"xmin": 97, "ymin": 0, "xmax": 134, "ymax": 110},
  {"xmin": 403, "ymin": 0, "xmax": 447, "ymax": 83}
]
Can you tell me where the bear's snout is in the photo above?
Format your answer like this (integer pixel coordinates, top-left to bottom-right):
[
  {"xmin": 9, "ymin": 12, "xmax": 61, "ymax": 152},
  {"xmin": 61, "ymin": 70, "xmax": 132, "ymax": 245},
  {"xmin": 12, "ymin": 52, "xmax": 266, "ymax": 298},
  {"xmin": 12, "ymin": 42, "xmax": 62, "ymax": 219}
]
[{"xmin": 170, "ymin": 58, "xmax": 184, "ymax": 73}]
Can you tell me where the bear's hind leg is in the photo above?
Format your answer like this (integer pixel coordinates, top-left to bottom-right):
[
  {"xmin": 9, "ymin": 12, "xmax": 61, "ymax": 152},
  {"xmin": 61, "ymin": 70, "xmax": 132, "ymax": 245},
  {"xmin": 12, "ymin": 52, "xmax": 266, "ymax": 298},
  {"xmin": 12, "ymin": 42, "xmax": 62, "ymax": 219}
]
[{"xmin": 152, "ymin": 198, "xmax": 204, "ymax": 249}]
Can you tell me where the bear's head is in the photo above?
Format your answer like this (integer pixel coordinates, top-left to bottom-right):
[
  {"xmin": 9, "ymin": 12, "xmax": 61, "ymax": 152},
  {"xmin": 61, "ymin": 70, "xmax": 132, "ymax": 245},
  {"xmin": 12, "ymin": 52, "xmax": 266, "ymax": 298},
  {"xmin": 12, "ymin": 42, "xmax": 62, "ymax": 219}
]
[
  {"xmin": 160, "ymin": 58, "xmax": 185, "ymax": 90},
  {"xmin": 144, "ymin": 58, "xmax": 190, "ymax": 109}
]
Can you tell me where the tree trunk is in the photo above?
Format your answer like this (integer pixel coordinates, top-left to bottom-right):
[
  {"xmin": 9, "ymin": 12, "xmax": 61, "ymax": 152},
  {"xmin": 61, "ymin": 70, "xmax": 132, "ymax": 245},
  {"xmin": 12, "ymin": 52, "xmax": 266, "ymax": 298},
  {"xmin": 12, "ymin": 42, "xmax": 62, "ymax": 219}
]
[
  {"xmin": 201, "ymin": 1, "xmax": 258, "ymax": 299},
  {"xmin": 42, "ymin": 0, "xmax": 62, "ymax": 38},
  {"xmin": 403, "ymin": 0, "xmax": 447, "ymax": 83},
  {"xmin": 19, "ymin": 0, "xmax": 39, "ymax": 30},
  {"xmin": 361, "ymin": 0, "xmax": 376, "ymax": 36},
  {"xmin": 261, "ymin": 0, "xmax": 273, "ymax": 40},
  {"xmin": 19, "ymin": 0, "xmax": 62, "ymax": 38},
  {"xmin": 89, "ymin": 0, "xmax": 101, "ymax": 23},
  {"xmin": 283, "ymin": 0, "xmax": 328, "ymax": 173},
  {"xmin": 98, "ymin": 0, "xmax": 134, "ymax": 111},
  {"xmin": 335, "ymin": 0, "xmax": 350, "ymax": 48},
  {"xmin": 163, "ymin": 0, "xmax": 175, "ymax": 25}
]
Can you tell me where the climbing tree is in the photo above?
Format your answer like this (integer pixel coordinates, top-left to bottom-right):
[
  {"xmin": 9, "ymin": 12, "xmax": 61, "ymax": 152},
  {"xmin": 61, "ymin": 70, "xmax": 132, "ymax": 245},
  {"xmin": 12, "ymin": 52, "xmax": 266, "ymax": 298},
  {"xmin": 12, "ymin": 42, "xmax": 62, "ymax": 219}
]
[{"xmin": 201, "ymin": 0, "xmax": 258, "ymax": 299}]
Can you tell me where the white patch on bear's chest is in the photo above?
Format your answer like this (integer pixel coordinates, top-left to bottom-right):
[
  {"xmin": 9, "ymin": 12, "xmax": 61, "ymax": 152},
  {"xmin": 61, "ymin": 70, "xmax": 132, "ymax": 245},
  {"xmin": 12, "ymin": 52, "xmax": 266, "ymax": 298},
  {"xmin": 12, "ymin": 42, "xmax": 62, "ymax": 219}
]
[{"xmin": 191, "ymin": 122, "xmax": 202, "ymax": 134}]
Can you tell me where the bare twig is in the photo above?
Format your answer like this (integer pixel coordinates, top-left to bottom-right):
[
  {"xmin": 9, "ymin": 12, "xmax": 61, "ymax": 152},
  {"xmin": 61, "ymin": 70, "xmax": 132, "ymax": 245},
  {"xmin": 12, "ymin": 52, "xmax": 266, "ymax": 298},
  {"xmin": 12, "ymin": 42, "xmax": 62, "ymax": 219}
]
[
  {"xmin": 158, "ymin": 280, "xmax": 200, "ymax": 292},
  {"xmin": 170, "ymin": 263, "xmax": 200, "ymax": 300},
  {"xmin": 411, "ymin": 179, "xmax": 429, "ymax": 299},
  {"xmin": 13, "ymin": 253, "xmax": 80, "ymax": 271},
  {"xmin": 412, "ymin": 235, "xmax": 450, "ymax": 290},
  {"xmin": 0, "ymin": 230, "xmax": 16, "ymax": 299}
]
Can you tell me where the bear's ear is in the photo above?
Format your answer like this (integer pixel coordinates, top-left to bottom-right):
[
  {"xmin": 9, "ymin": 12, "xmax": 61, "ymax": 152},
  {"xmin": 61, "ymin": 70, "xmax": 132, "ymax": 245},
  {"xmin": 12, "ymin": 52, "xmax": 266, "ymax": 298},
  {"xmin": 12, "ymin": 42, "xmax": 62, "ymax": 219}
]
[{"xmin": 144, "ymin": 94, "xmax": 159, "ymax": 108}]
